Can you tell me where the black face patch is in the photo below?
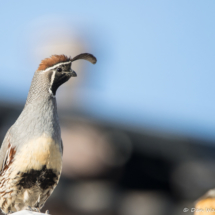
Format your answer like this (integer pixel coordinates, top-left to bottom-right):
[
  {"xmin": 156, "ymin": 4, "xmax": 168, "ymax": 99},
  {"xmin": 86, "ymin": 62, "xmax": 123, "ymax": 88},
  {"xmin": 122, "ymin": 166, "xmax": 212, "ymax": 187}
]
[
  {"xmin": 50, "ymin": 71, "xmax": 71, "ymax": 95},
  {"xmin": 17, "ymin": 165, "xmax": 58, "ymax": 190}
]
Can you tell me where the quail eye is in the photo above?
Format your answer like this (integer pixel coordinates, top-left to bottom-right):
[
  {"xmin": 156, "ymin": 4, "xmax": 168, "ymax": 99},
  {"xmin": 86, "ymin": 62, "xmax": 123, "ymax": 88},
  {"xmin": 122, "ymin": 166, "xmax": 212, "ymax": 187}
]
[{"xmin": 57, "ymin": 68, "xmax": 62, "ymax": 72}]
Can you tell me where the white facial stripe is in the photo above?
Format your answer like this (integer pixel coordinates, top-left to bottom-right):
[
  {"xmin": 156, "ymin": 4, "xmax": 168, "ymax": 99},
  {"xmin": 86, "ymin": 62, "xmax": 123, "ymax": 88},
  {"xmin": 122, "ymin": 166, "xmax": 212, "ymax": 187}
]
[
  {"xmin": 50, "ymin": 70, "xmax": 56, "ymax": 86},
  {"xmin": 41, "ymin": 61, "xmax": 72, "ymax": 73},
  {"xmin": 49, "ymin": 70, "xmax": 56, "ymax": 97}
]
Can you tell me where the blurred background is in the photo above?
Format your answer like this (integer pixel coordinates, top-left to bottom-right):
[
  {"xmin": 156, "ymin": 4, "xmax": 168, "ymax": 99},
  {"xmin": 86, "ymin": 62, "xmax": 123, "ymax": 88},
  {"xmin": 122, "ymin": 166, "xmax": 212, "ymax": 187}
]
[{"xmin": 0, "ymin": 1, "xmax": 215, "ymax": 215}]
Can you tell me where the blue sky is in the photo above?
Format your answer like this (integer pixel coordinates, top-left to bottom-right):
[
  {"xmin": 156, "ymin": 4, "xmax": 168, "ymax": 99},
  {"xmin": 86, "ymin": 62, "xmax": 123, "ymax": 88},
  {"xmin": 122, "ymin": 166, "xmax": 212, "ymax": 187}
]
[{"xmin": 0, "ymin": 1, "xmax": 215, "ymax": 141}]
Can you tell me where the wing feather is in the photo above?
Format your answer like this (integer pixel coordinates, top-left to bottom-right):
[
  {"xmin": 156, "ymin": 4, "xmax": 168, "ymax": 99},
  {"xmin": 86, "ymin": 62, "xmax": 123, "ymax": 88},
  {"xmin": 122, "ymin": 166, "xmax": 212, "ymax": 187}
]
[{"xmin": 0, "ymin": 128, "xmax": 15, "ymax": 172}]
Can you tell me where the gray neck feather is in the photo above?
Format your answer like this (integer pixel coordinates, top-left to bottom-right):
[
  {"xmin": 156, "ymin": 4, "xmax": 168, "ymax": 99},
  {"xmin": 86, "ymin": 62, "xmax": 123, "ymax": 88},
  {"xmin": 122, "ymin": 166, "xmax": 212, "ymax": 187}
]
[{"xmin": 11, "ymin": 72, "xmax": 61, "ymax": 146}]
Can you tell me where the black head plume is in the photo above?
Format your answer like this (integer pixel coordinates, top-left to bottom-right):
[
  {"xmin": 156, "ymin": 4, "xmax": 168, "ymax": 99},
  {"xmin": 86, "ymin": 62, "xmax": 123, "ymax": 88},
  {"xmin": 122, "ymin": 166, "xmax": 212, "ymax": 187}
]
[{"xmin": 71, "ymin": 53, "xmax": 97, "ymax": 64}]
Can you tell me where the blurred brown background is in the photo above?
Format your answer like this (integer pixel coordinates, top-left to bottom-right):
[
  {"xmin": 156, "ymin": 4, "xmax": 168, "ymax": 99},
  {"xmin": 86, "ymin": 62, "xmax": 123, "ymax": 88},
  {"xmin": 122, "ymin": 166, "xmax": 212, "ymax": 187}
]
[{"xmin": 1, "ymin": 95, "xmax": 215, "ymax": 215}]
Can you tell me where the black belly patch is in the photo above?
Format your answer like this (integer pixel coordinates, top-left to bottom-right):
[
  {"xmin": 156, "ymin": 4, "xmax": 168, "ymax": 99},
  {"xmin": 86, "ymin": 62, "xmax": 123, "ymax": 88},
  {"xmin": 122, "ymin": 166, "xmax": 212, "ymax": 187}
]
[{"xmin": 18, "ymin": 165, "xmax": 58, "ymax": 190}]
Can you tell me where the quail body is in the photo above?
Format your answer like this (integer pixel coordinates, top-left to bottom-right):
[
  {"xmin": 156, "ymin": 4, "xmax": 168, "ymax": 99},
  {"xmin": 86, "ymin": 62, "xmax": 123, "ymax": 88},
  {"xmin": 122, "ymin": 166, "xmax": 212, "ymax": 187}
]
[{"xmin": 0, "ymin": 53, "xmax": 96, "ymax": 214}]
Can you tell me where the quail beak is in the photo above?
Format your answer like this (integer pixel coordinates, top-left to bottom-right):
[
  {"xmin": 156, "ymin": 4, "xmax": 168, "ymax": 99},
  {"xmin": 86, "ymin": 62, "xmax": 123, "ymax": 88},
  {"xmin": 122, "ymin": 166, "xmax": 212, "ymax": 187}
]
[{"xmin": 71, "ymin": 70, "xmax": 77, "ymax": 77}]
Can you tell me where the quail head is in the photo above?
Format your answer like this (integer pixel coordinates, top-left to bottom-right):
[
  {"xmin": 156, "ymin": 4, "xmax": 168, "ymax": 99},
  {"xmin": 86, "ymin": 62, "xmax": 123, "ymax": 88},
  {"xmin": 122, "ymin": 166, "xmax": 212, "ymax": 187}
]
[{"xmin": 0, "ymin": 53, "xmax": 97, "ymax": 214}]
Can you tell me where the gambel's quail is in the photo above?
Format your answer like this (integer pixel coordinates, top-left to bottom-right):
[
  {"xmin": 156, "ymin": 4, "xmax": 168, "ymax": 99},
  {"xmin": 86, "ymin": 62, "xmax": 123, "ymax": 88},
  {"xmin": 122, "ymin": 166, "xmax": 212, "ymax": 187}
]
[{"xmin": 0, "ymin": 53, "xmax": 97, "ymax": 214}]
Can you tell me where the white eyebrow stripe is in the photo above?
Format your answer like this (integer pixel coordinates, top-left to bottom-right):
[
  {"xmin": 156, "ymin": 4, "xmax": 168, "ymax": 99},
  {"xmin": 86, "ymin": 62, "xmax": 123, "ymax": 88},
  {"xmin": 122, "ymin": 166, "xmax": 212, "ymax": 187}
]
[{"xmin": 40, "ymin": 61, "xmax": 72, "ymax": 73}]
